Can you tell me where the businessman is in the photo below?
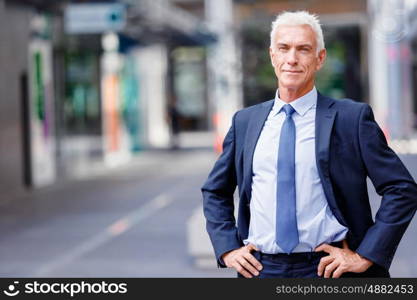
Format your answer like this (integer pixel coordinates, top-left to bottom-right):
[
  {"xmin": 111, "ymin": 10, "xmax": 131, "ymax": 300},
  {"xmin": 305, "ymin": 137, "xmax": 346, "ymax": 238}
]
[{"xmin": 201, "ymin": 11, "xmax": 417, "ymax": 278}]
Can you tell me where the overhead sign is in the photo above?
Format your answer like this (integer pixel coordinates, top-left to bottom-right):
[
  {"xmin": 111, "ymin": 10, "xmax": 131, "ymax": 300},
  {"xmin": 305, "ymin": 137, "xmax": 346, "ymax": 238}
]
[{"xmin": 65, "ymin": 3, "xmax": 126, "ymax": 34}]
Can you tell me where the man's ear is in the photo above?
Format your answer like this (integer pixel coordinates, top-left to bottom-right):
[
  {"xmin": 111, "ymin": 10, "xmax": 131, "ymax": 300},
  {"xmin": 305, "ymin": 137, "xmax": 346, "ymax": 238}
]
[{"xmin": 316, "ymin": 48, "xmax": 326, "ymax": 71}]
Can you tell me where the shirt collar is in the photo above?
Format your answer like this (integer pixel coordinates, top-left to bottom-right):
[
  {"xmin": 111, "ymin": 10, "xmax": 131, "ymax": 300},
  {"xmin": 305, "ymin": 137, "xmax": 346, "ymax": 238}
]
[{"xmin": 272, "ymin": 86, "xmax": 317, "ymax": 117}]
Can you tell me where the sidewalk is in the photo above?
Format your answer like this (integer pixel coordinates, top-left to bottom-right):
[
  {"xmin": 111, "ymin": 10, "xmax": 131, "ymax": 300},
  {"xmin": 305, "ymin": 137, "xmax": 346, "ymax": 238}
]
[
  {"xmin": 0, "ymin": 145, "xmax": 238, "ymax": 277},
  {"xmin": 0, "ymin": 139, "xmax": 415, "ymax": 277}
]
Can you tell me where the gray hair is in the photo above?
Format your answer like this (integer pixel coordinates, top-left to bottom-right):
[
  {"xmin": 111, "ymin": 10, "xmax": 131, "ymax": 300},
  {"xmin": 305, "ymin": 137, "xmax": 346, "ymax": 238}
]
[{"xmin": 270, "ymin": 11, "xmax": 325, "ymax": 55}]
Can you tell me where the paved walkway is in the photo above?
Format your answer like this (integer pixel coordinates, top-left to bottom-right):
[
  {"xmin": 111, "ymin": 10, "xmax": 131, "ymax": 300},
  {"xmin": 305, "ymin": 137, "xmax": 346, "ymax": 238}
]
[{"xmin": 0, "ymin": 148, "xmax": 415, "ymax": 277}]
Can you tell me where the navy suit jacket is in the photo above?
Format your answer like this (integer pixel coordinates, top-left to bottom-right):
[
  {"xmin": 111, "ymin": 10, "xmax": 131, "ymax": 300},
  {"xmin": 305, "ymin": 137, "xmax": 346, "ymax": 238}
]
[{"xmin": 202, "ymin": 93, "xmax": 417, "ymax": 270}]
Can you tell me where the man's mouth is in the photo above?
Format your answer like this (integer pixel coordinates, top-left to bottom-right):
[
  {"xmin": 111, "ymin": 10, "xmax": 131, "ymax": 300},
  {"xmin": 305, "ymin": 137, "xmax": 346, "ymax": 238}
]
[{"xmin": 282, "ymin": 70, "xmax": 302, "ymax": 73}]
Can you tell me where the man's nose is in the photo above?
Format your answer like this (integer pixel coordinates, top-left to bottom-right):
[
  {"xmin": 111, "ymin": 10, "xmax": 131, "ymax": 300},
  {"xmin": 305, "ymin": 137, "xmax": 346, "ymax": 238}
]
[{"xmin": 286, "ymin": 49, "xmax": 298, "ymax": 65}]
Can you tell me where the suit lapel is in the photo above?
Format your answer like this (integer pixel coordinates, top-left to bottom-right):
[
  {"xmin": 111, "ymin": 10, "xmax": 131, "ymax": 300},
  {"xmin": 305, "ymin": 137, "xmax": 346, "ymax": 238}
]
[
  {"xmin": 243, "ymin": 100, "xmax": 274, "ymax": 200},
  {"xmin": 315, "ymin": 93, "xmax": 347, "ymax": 226},
  {"xmin": 315, "ymin": 93, "xmax": 336, "ymax": 174}
]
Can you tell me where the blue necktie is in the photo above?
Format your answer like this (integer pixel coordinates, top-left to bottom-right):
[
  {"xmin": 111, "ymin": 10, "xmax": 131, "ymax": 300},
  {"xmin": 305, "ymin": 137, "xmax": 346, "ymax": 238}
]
[{"xmin": 276, "ymin": 104, "xmax": 299, "ymax": 254}]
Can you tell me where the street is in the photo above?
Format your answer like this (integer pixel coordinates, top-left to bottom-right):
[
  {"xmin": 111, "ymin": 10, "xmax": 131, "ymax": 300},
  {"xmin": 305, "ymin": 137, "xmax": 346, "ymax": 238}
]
[
  {"xmin": 0, "ymin": 149, "xmax": 233, "ymax": 277},
  {"xmin": 0, "ymin": 149, "xmax": 416, "ymax": 277}
]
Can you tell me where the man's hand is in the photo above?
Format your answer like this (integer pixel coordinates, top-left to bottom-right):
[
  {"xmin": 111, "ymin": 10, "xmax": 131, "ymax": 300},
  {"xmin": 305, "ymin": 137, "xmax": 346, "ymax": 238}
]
[
  {"xmin": 222, "ymin": 244, "xmax": 263, "ymax": 278},
  {"xmin": 315, "ymin": 240, "xmax": 373, "ymax": 278}
]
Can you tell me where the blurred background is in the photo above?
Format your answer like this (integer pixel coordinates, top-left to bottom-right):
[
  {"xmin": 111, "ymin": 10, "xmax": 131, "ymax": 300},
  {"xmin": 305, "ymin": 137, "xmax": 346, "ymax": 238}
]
[{"xmin": 0, "ymin": 0, "xmax": 416, "ymax": 277}]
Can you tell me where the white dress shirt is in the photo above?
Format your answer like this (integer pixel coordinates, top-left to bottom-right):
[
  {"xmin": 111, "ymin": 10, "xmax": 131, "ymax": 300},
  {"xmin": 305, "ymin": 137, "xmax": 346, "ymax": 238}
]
[{"xmin": 243, "ymin": 87, "xmax": 348, "ymax": 254}]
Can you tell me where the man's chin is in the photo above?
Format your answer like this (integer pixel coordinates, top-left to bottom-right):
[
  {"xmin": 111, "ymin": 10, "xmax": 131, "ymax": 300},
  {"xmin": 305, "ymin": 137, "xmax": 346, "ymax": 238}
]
[{"xmin": 278, "ymin": 82, "xmax": 303, "ymax": 90}]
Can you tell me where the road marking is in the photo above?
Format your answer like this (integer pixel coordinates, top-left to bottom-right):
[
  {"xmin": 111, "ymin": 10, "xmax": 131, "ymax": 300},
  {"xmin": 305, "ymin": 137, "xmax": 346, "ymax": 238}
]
[{"xmin": 34, "ymin": 193, "xmax": 173, "ymax": 276}]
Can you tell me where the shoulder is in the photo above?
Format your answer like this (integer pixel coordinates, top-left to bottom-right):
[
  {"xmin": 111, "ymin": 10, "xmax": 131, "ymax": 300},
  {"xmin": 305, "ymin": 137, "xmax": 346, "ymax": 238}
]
[
  {"xmin": 320, "ymin": 93, "xmax": 369, "ymax": 116},
  {"xmin": 234, "ymin": 99, "xmax": 274, "ymax": 121}
]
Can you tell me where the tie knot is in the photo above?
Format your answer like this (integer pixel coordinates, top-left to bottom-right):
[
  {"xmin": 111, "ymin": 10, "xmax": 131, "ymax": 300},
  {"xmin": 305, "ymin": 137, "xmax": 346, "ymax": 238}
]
[{"xmin": 282, "ymin": 104, "xmax": 295, "ymax": 117}]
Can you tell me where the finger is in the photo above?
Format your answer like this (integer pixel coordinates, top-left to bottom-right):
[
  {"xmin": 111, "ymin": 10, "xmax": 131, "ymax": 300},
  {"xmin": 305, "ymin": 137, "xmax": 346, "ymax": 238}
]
[
  {"xmin": 342, "ymin": 240, "xmax": 349, "ymax": 250},
  {"xmin": 234, "ymin": 262, "xmax": 253, "ymax": 278},
  {"xmin": 324, "ymin": 260, "xmax": 339, "ymax": 278},
  {"xmin": 246, "ymin": 243, "xmax": 260, "ymax": 252},
  {"xmin": 315, "ymin": 243, "xmax": 334, "ymax": 254},
  {"xmin": 317, "ymin": 255, "xmax": 335, "ymax": 276},
  {"xmin": 332, "ymin": 265, "xmax": 346, "ymax": 278},
  {"xmin": 243, "ymin": 252, "xmax": 263, "ymax": 271},
  {"xmin": 238, "ymin": 257, "xmax": 259, "ymax": 276}
]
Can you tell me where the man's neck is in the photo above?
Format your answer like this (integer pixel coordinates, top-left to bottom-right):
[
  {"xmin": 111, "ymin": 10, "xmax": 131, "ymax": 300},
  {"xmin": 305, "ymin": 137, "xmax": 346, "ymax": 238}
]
[{"xmin": 278, "ymin": 84, "xmax": 315, "ymax": 103}]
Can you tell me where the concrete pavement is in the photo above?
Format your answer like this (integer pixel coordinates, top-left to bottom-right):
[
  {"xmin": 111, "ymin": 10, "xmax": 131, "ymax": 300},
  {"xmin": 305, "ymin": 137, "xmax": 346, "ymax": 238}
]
[
  {"xmin": 0, "ymin": 148, "xmax": 416, "ymax": 277},
  {"xmin": 0, "ymin": 148, "xmax": 234, "ymax": 277}
]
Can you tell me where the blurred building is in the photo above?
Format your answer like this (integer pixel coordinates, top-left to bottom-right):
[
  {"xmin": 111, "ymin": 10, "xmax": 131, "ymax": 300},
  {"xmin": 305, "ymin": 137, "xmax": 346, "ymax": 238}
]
[
  {"xmin": 1, "ymin": 0, "xmax": 417, "ymax": 200},
  {"xmin": 368, "ymin": 0, "xmax": 417, "ymax": 142},
  {"xmin": 0, "ymin": 0, "xmax": 222, "ymax": 199},
  {"xmin": 0, "ymin": 0, "xmax": 52, "ymax": 197}
]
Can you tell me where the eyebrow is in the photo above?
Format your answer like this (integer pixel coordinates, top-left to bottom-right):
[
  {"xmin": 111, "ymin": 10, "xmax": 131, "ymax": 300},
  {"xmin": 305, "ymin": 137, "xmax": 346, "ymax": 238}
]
[
  {"xmin": 276, "ymin": 43, "xmax": 313, "ymax": 49},
  {"xmin": 298, "ymin": 44, "xmax": 313, "ymax": 49}
]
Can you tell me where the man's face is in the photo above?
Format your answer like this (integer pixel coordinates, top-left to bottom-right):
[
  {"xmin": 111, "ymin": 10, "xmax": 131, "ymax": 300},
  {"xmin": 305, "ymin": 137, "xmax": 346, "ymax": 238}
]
[{"xmin": 269, "ymin": 24, "xmax": 326, "ymax": 91}]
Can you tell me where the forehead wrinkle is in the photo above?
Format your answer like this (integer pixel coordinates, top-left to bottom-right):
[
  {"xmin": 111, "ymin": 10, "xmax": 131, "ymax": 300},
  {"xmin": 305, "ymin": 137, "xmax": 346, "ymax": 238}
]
[
  {"xmin": 273, "ymin": 25, "xmax": 317, "ymax": 48},
  {"xmin": 275, "ymin": 33, "xmax": 315, "ymax": 46},
  {"xmin": 276, "ymin": 42, "xmax": 314, "ymax": 48}
]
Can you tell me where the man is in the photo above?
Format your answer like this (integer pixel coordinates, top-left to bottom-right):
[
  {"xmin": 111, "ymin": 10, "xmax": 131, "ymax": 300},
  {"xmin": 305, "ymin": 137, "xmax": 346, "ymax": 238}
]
[{"xmin": 201, "ymin": 11, "xmax": 417, "ymax": 278}]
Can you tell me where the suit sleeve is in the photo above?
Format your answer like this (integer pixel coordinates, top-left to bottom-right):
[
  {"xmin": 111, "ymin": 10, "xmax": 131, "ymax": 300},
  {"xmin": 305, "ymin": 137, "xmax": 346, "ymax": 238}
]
[
  {"xmin": 201, "ymin": 113, "xmax": 242, "ymax": 268},
  {"xmin": 355, "ymin": 104, "xmax": 417, "ymax": 270}
]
